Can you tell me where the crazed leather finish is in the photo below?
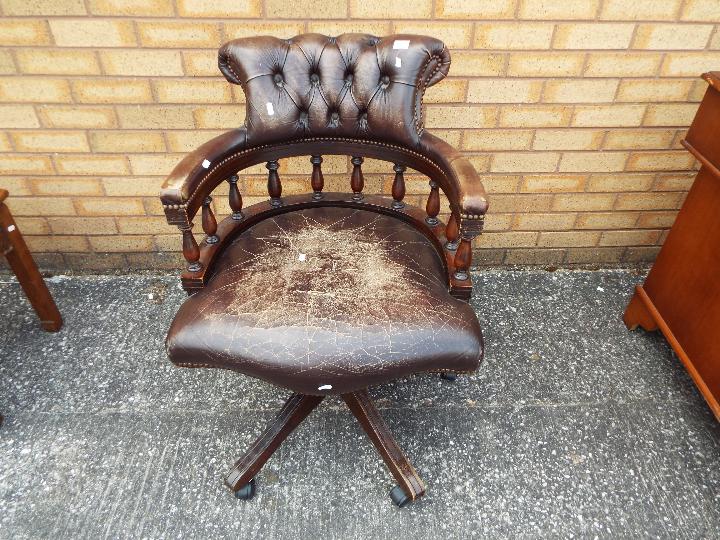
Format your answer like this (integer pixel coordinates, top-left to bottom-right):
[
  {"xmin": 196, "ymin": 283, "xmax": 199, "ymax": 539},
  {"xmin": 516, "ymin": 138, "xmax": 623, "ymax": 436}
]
[
  {"xmin": 166, "ymin": 207, "xmax": 484, "ymax": 395},
  {"xmin": 160, "ymin": 33, "xmax": 488, "ymax": 222}
]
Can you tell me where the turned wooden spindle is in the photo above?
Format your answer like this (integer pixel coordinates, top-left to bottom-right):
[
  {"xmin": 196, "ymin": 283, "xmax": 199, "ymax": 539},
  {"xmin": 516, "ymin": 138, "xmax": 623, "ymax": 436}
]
[
  {"xmin": 227, "ymin": 174, "xmax": 244, "ymax": 220},
  {"xmin": 311, "ymin": 155, "xmax": 324, "ymax": 200},
  {"xmin": 453, "ymin": 236, "xmax": 472, "ymax": 281},
  {"xmin": 425, "ymin": 180, "xmax": 440, "ymax": 226},
  {"xmin": 391, "ymin": 164, "xmax": 406, "ymax": 209},
  {"xmin": 201, "ymin": 196, "xmax": 218, "ymax": 244},
  {"xmin": 180, "ymin": 224, "xmax": 202, "ymax": 272},
  {"xmin": 351, "ymin": 156, "xmax": 364, "ymax": 201},
  {"xmin": 445, "ymin": 213, "xmax": 459, "ymax": 251},
  {"xmin": 267, "ymin": 160, "xmax": 282, "ymax": 207}
]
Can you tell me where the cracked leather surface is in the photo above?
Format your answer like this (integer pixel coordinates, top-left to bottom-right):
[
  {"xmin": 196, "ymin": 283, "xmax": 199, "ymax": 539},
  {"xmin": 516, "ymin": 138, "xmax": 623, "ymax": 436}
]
[{"xmin": 166, "ymin": 207, "xmax": 483, "ymax": 395}]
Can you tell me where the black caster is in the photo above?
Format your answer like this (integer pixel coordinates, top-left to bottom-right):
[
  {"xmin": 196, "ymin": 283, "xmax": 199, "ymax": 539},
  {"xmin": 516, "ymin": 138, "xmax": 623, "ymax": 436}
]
[
  {"xmin": 234, "ymin": 478, "xmax": 256, "ymax": 500},
  {"xmin": 440, "ymin": 372, "xmax": 457, "ymax": 382},
  {"xmin": 389, "ymin": 485, "xmax": 411, "ymax": 508}
]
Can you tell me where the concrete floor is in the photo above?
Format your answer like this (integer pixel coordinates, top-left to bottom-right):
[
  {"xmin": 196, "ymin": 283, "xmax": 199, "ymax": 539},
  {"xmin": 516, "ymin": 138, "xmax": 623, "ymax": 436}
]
[{"xmin": 0, "ymin": 269, "xmax": 718, "ymax": 539}]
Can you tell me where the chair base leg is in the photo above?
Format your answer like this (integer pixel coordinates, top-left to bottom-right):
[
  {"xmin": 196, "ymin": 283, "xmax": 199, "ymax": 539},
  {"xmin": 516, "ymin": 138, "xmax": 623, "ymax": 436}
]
[
  {"xmin": 224, "ymin": 393, "xmax": 324, "ymax": 493},
  {"xmin": 225, "ymin": 388, "xmax": 425, "ymax": 506},
  {"xmin": 342, "ymin": 389, "xmax": 426, "ymax": 505}
]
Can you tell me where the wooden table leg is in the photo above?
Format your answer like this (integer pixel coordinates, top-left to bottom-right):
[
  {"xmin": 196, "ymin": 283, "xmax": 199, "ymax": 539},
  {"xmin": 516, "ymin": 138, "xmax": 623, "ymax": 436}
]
[{"xmin": 1, "ymin": 201, "xmax": 63, "ymax": 332}]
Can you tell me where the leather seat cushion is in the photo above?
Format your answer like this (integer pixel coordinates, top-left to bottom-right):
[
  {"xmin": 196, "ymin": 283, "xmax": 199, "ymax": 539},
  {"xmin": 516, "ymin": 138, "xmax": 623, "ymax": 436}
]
[{"xmin": 166, "ymin": 207, "xmax": 483, "ymax": 395}]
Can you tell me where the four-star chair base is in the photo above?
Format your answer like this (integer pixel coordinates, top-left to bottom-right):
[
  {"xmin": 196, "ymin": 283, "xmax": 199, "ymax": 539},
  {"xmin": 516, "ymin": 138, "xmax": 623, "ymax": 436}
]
[{"xmin": 224, "ymin": 387, "xmax": 432, "ymax": 507}]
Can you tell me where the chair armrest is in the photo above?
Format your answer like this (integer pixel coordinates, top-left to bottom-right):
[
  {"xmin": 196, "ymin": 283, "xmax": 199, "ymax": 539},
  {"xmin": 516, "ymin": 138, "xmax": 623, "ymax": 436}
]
[{"xmin": 160, "ymin": 128, "xmax": 247, "ymax": 225}]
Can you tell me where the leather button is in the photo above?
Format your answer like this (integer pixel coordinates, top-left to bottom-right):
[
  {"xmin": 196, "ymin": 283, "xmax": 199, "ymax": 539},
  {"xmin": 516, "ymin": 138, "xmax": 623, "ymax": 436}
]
[
  {"xmin": 330, "ymin": 112, "xmax": 339, "ymax": 122},
  {"xmin": 272, "ymin": 73, "xmax": 284, "ymax": 86},
  {"xmin": 344, "ymin": 72, "xmax": 353, "ymax": 85},
  {"xmin": 380, "ymin": 75, "xmax": 390, "ymax": 85},
  {"xmin": 310, "ymin": 73, "xmax": 320, "ymax": 84}
]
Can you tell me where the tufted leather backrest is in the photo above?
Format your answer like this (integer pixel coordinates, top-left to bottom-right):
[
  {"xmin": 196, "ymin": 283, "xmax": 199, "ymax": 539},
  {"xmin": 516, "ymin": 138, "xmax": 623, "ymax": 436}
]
[{"xmin": 218, "ymin": 33, "xmax": 450, "ymax": 148}]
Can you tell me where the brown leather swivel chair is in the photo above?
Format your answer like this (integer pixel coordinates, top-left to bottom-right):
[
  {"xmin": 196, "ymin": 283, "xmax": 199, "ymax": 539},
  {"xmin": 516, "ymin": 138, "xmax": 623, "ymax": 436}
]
[{"xmin": 161, "ymin": 34, "xmax": 488, "ymax": 507}]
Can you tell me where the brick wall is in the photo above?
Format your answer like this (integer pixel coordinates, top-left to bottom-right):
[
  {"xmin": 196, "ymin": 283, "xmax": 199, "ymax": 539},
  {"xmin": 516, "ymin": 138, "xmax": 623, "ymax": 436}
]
[{"xmin": 1, "ymin": 0, "xmax": 718, "ymax": 271}]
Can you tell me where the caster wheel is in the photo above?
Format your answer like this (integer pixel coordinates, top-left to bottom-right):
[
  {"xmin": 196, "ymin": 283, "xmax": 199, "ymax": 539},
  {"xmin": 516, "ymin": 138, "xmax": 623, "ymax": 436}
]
[
  {"xmin": 389, "ymin": 485, "xmax": 411, "ymax": 508},
  {"xmin": 440, "ymin": 372, "xmax": 457, "ymax": 382},
  {"xmin": 234, "ymin": 478, "xmax": 256, "ymax": 500}
]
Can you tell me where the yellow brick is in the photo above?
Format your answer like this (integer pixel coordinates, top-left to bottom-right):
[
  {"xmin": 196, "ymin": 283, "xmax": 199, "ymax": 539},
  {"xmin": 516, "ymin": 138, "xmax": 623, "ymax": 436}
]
[
  {"xmin": 226, "ymin": 21, "xmax": 305, "ymax": 39},
  {"xmin": 0, "ymin": 133, "xmax": 11, "ymax": 152},
  {"xmin": 625, "ymin": 151, "xmax": 696, "ymax": 171},
  {"xmin": 49, "ymin": 19, "xmax": 136, "ymax": 47},
  {"xmin": 87, "ymin": 0, "xmax": 174, "ymax": 15},
  {"xmin": 137, "ymin": 21, "xmax": 220, "ymax": 48},
  {"xmin": 182, "ymin": 51, "xmax": 218, "ymax": 77},
  {"xmin": 636, "ymin": 211, "xmax": 677, "ymax": 228},
  {"xmin": 116, "ymin": 216, "xmax": 176, "ymax": 235},
  {"xmin": 153, "ymin": 80, "xmax": 232, "ymax": 104},
  {"xmin": 7, "ymin": 196, "xmax": 75, "ymax": 216},
  {"xmin": 476, "ymin": 231, "xmax": 538, "ymax": 249},
  {"xmin": 164, "ymin": 130, "xmax": 224, "ymax": 152},
  {"xmin": 425, "ymin": 106, "xmax": 497, "ymax": 129},
  {"xmin": 0, "ymin": 50, "xmax": 15, "ymax": 74},
  {"xmin": 0, "ymin": 155, "xmax": 54, "ymax": 175},
  {"xmin": 463, "ymin": 130, "xmax": 534, "ymax": 151},
  {"xmin": 688, "ymin": 80, "xmax": 710, "ymax": 101},
  {"xmin": 491, "ymin": 152, "xmax": 559, "ymax": 173},
  {"xmin": 100, "ymin": 50, "xmax": 183, "ymax": 77},
  {"xmin": 102, "ymin": 177, "xmax": 163, "ymax": 196},
  {"xmin": 491, "ymin": 194, "xmax": 553, "ymax": 212},
  {"xmin": 75, "ymin": 197, "xmax": 145, "ymax": 216},
  {"xmin": 520, "ymin": 175, "xmax": 586, "ymax": 192},
  {"xmin": 55, "ymin": 155, "xmax": 129, "ymax": 176},
  {"xmin": 481, "ymin": 176, "xmax": 521, "ymax": 193},
  {"xmin": 306, "ymin": 19, "xmax": 392, "ymax": 37},
  {"xmin": 177, "ymin": 0, "xmax": 261, "ymax": 17},
  {"xmin": 128, "ymin": 154, "xmax": 185, "ymax": 176},
  {"xmin": 710, "ymin": 31, "xmax": 720, "ymax": 50},
  {"xmin": 616, "ymin": 80, "xmax": 693, "ymax": 103},
  {"xmin": 423, "ymin": 80, "xmax": 467, "ymax": 103},
  {"xmin": 600, "ymin": 0, "xmax": 681, "ymax": 20},
  {"xmin": 552, "ymin": 193, "xmax": 615, "ymax": 211},
  {"xmin": 586, "ymin": 173, "xmax": 654, "ymax": 192},
  {"xmin": 483, "ymin": 214, "xmax": 513, "ymax": 232},
  {"xmin": 0, "ymin": 77, "xmax": 71, "ymax": 103},
  {"xmin": 467, "ymin": 80, "xmax": 542, "ymax": 104},
  {"xmin": 599, "ymin": 230, "xmax": 661, "ymax": 246},
  {"xmin": 615, "ymin": 192, "xmax": 684, "ymax": 210},
  {"xmin": 431, "ymin": 130, "xmax": 463, "ymax": 148},
  {"xmin": 681, "ymin": 0, "xmax": 720, "ymax": 21},
  {"xmin": 0, "ymin": 105, "xmax": 40, "ymax": 128},
  {"xmin": 661, "ymin": 53, "xmax": 720, "ymax": 77},
  {"xmin": 11, "ymin": 131, "xmax": 89, "ymax": 153},
  {"xmin": 553, "ymin": 23, "xmax": 634, "ymax": 49},
  {"xmin": 284, "ymin": 155, "xmax": 347, "ymax": 174},
  {"xmin": 89, "ymin": 236, "xmax": 154, "ymax": 252},
  {"xmin": 30, "ymin": 178, "xmax": 103, "ymax": 196},
  {"xmin": 26, "ymin": 235, "xmax": 89, "ymax": 252},
  {"xmin": 514, "ymin": 213, "xmax": 576, "ymax": 231},
  {"xmin": 14, "ymin": 217, "xmax": 50, "ymax": 235},
  {"xmin": 0, "ymin": 19, "xmax": 52, "ymax": 46},
  {"xmin": 575, "ymin": 212, "xmax": 638, "ymax": 229},
  {"xmin": 507, "ymin": 53, "xmax": 585, "ymax": 77},
  {"xmin": 537, "ymin": 231, "xmax": 600, "ymax": 247},
  {"xmin": 436, "ymin": 0, "xmax": 515, "ymax": 18},
  {"xmin": 48, "ymin": 217, "xmax": 117, "ymax": 235},
  {"xmin": 391, "ymin": 22, "xmax": 472, "ymax": 49},
  {"xmin": 519, "ymin": 0, "xmax": 599, "ymax": 19},
  {"xmin": 473, "ymin": 22, "xmax": 554, "ymax": 50},
  {"xmin": 467, "ymin": 156, "xmax": 492, "ymax": 173},
  {"xmin": 37, "ymin": 106, "xmax": 117, "ymax": 129},
  {"xmin": 573, "ymin": 105, "xmax": 646, "ymax": 127},
  {"xmin": 584, "ymin": 53, "xmax": 662, "ymax": 77},
  {"xmin": 116, "ymin": 106, "xmax": 195, "ymax": 129},
  {"xmin": 499, "ymin": 105, "xmax": 571, "ymax": 128},
  {"xmin": 193, "ymin": 105, "xmax": 247, "ymax": 129},
  {"xmin": 533, "ymin": 129, "xmax": 604, "ymax": 151},
  {"xmin": 633, "ymin": 24, "xmax": 714, "ymax": 50},
  {"xmin": 350, "ymin": 0, "xmax": 431, "ymax": 18},
  {"xmin": 72, "ymin": 80, "xmax": 153, "ymax": 104},
  {"xmin": 89, "ymin": 131, "xmax": 166, "ymax": 153},
  {"xmin": 0, "ymin": 0, "xmax": 85, "ymax": 15},
  {"xmin": 643, "ymin": 104, "xmax": 698, "ymax": 126},
  {"xmin": 543, "ymin": 80, "xmax": 619, "ymax": 103},
  {"xmin": 653, "ymin": 172, "xmax": 695, "ymax": 191},
  {"xmin": 559, "ymin": 152, "xmax": 628, "ymax": 172},
  {"xmin": 450, "ymin": 52, "xmax": 505, "ymax": 77},
  {"xmin": 15, "ymin": 49, "xmax": 100, "ymax": 75}
]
